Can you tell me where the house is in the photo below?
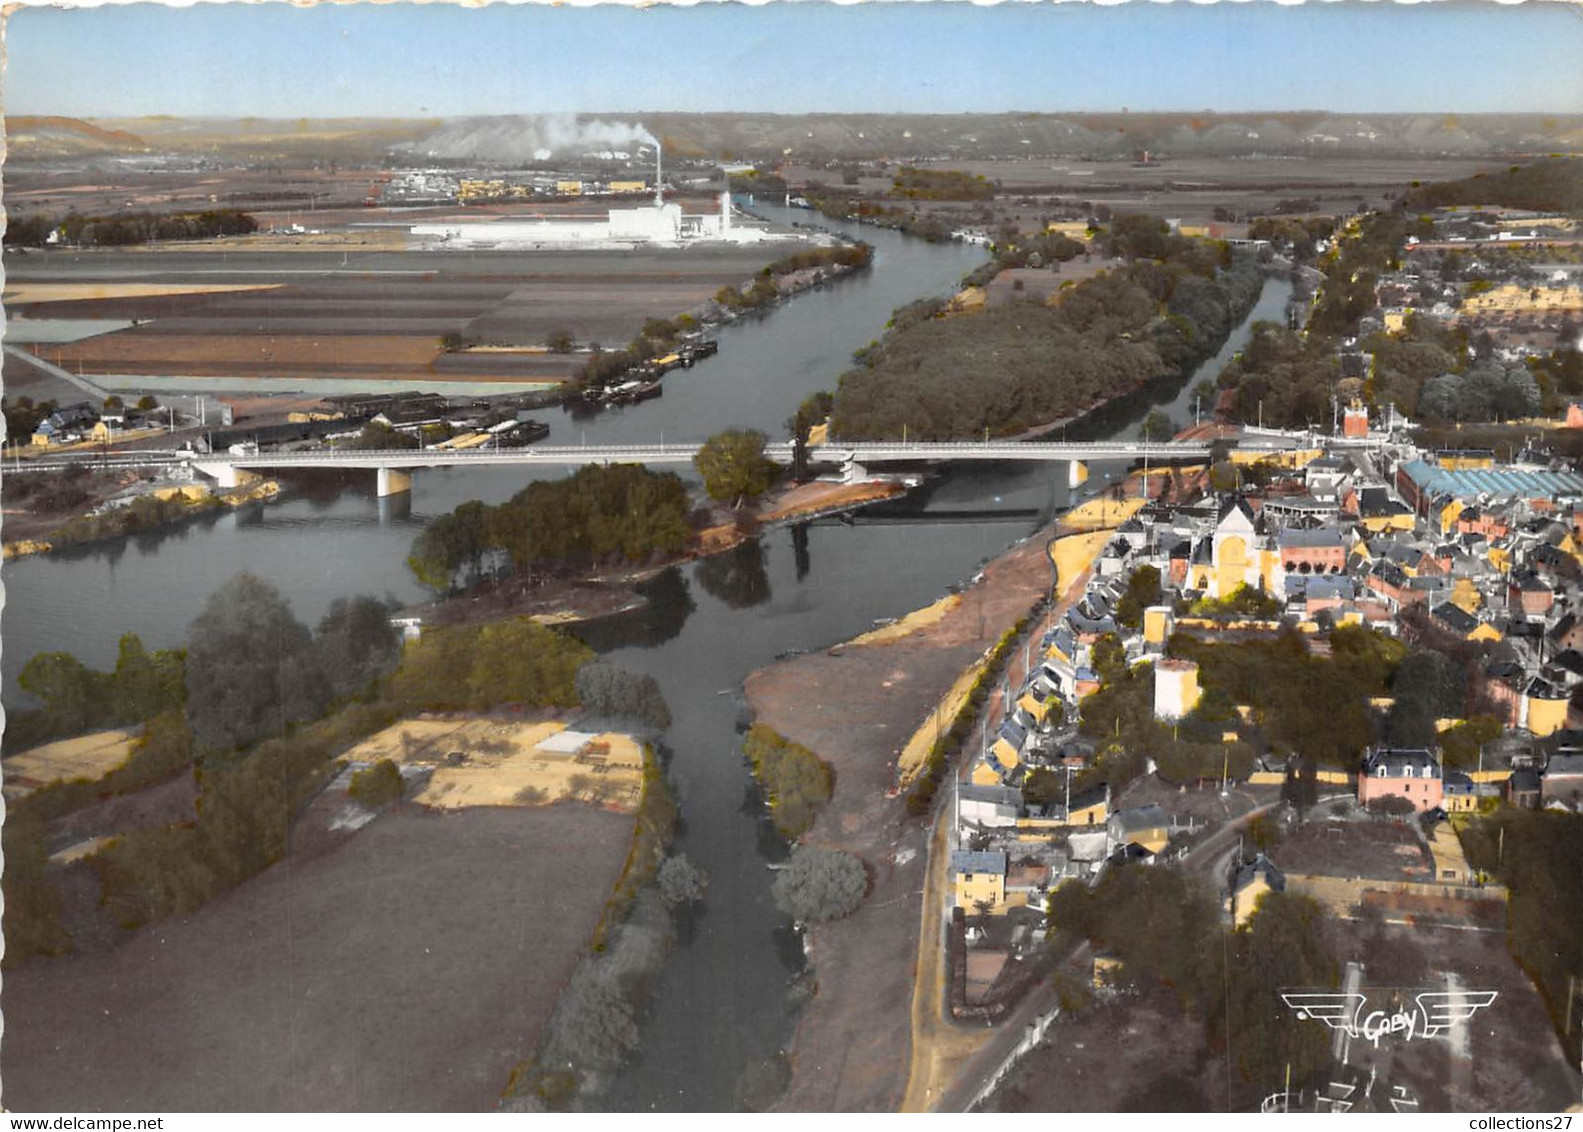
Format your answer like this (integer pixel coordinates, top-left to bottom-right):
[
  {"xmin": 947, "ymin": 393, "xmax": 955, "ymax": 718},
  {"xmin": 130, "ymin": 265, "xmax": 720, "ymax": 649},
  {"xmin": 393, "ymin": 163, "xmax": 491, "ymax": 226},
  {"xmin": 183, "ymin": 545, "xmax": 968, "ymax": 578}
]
[
  {"xmin": 1430, "ymin": 602, "xmax": 1501, "ymax": 643},
  {"xmin": 958, "ymin": 782, "xmax": 1022, "ymax": 829},
  {"xmin": 1442, "ymin": 770, "xmax": 1479, "ymax": 813},
  {"xmin": 1206, "ymin": 497, "xmax": 1281, "ymax": 600},
  {"xmin": 1228, "ymin": 853, "xmax": 1285, "ymax": 927},
  {"xmin": 30, "ymin": 402, "xmax": 98, "ymax": 445},
  {"xmin": 1277, "ymin": 527, "xmax": 1346, "ymax": 576},
  {"xmin": 1357, "ymin": 747, "xmax": 1444, "ymax": 813},
  {"xmin": 1108, "ymin": 805, "xmax": 1171, "ymax": 855},
  {"xmin": 1506, "ymin": 570, "xmax": 1555, "ymax": 620},
  {"xmin": 1506, "ymin": 768, "xmax": 1542, "ymax": 809},
  {"xmin": 952, "ymin": 849, "xmax": 1008, "ymax": 912}
]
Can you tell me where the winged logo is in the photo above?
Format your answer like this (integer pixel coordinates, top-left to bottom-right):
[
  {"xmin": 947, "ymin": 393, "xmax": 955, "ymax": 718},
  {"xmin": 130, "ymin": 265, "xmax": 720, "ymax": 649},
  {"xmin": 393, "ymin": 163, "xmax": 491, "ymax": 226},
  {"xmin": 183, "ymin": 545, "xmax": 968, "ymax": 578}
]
[{"xmin": 1281, "ymin": 988, "xmax": 1498, "ymax": 1044}]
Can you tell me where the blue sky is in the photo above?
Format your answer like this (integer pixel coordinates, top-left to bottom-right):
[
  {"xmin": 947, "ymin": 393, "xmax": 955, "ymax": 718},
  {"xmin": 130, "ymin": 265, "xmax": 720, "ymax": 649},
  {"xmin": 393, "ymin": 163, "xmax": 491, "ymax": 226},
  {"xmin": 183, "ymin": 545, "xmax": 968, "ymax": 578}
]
[{"xmin": 5, "ymin": 2, "xmax": 1582, "ymax": 118}]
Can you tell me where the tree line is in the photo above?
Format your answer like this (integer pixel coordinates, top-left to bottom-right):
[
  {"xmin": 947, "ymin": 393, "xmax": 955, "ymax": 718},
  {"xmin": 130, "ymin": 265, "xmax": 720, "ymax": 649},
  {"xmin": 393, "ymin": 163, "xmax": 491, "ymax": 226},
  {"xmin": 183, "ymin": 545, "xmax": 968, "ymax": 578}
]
[
  {"xmin": 830, "ymin": 219, "xmax": 1262, "ymax": 440},
  {"xmin": 4, "ymin": 209, "xmax": 258, "ymax": 248}
]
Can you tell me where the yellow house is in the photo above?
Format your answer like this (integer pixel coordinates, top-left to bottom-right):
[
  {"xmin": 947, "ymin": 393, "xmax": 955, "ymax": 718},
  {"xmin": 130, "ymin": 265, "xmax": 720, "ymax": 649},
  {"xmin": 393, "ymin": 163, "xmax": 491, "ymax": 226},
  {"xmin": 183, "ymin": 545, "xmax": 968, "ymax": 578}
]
[
  {"xmin": 1383, "ymin": 309, "xmax": 1411, "ymax": 333},
  {"xmin": 1442, "ymin": 771, "xmax": 1479, "ymax": 813},
  {"xmin": 1228, "ymin": 855, "xmax": 1285, "ymax": 927},
  {"xmin": 1488, "ymin": 545, "xmax": 1513, "ymax": 575},
  {"xmin": 607, "ymin": 180, "xmax": 647, "ymax": 194},
  {"xmin": 555, "ymin": 180, "xmax": 584, "ymax": 196},
  {"xmin": 1108, "ymin": 805, "xmax": 1170, "ymax": 855},
  {"xmin": 970, "ymin": 760, "xmax": 1004, "ymax": 788},
  {"xmin": 1017, "ymin": 682, "xmax": 1059, "ymax": 725},
  {"xmin": 952, "ymin": 849, "xmax": 1007, "ymax": 912}
]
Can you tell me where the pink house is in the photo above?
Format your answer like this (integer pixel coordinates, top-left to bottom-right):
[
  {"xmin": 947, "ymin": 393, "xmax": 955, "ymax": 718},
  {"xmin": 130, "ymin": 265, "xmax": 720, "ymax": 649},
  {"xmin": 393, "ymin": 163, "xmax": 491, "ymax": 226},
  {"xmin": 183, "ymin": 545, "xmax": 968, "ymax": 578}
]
[{"xmin": 1357, "ymin": 747, "xmax": 1444, "ymax": 813}]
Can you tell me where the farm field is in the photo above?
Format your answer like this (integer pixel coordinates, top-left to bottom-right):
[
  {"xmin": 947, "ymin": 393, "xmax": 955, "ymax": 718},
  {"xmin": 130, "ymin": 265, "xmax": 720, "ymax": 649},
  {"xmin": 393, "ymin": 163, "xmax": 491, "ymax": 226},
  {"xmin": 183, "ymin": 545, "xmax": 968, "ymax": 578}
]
[
  {"xmin": 0, "ymin": 803, "xmax": 635, "ymax": 1112},
  {"xmin": 3, "ymin": 236, "xmax": 795, "ymax": 389},
  {"xmin": 2, "ymin": 729, "xmax": 137, "ymax": 800}
]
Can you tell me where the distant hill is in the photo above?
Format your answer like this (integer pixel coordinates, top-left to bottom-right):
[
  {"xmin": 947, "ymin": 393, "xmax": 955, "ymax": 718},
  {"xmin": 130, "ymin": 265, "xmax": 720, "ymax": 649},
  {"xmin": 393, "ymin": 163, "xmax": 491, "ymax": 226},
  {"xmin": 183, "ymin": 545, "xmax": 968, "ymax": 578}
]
[
  {"xmin": 402, "ymin": 112, "xmax": 1583, "ymax": 165},
  {"xmin": 10, "ymin": 112, "xmax": 1583, "ymax": 166},
  {"xmin": 5, "ymin": 116, "xmax": 148, "ymax": 159}
]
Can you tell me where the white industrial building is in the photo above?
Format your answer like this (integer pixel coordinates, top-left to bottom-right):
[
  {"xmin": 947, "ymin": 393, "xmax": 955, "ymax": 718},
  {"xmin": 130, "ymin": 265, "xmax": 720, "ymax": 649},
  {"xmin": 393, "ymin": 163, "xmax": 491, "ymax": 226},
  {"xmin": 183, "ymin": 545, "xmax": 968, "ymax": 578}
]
[{"xmin": 411, "ymin": 190, "xmax": 783, "ymax": 249}]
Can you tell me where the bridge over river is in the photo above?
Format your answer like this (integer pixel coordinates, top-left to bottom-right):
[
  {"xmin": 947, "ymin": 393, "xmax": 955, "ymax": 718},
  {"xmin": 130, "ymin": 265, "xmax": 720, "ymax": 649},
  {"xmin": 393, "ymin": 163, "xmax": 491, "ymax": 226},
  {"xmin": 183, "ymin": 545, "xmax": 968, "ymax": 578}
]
[{"xmin": 12, "ymin": 438, "xmax": 1228, "ymax": 495}]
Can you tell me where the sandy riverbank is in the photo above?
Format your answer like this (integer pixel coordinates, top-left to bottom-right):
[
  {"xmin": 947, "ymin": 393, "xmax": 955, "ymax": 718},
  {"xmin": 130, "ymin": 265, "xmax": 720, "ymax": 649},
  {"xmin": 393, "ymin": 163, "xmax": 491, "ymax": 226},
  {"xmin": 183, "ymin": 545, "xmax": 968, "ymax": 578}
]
[{"xmin": 744, "ymin": 490, "xmax": 1145, "ymax": 1111}]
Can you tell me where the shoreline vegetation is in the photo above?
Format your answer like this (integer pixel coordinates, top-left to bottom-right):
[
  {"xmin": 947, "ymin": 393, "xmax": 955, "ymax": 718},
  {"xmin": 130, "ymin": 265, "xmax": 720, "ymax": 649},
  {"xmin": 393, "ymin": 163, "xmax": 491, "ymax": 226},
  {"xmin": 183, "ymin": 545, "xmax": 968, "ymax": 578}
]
[{"xmin": 3, "ymin": 476, "xmax": 283, "ymax": 560}]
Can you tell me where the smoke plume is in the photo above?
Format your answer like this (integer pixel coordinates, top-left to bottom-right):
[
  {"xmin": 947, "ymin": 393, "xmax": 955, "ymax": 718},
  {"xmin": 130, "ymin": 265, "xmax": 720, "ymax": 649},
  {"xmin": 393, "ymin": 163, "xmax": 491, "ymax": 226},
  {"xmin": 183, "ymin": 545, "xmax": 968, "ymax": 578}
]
[{"xmin": 399, "ymin": 115, "xmax": 657, "ymax": 162}]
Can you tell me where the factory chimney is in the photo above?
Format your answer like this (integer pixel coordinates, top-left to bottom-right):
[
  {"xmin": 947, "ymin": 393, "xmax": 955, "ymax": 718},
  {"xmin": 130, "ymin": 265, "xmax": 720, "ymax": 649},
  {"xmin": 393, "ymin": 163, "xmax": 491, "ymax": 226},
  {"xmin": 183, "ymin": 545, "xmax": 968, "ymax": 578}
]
[
  {"xmin": 720, "ymin": 190, "xmax": 731, "ymax": 233},
  {"xmin": 654, "ymin": 143, "xmax": 663, "ymax": 206}
]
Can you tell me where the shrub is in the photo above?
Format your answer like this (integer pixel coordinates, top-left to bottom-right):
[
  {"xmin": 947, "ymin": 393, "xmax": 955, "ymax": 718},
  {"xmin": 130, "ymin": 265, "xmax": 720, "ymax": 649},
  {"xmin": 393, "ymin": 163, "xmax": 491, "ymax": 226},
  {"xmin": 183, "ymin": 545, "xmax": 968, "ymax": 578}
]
[
  {"xmin": 348, "ymin": 759, "xmax": 404, "ymax": 807},
  {"xmin": 656, "ymin": 854, "xmax": 709, "ymax": 906}
]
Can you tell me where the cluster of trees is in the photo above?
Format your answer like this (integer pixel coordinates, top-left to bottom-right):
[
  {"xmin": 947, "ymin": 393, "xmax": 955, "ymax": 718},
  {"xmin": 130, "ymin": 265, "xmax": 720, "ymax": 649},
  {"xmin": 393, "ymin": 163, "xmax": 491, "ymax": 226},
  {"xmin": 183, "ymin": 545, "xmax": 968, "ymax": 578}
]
[
  {"xmin": 802, "ymin": 190, "xmax": 959, "ymax": 244},
  {"xmin": 8, "ymin": 633, "xmax": 186, "ymax": 753},
  {"xmin": 713, "ymin": 244, "xmax": 873, "ymax": 316},
  {"xmin": 1417, "ymin": 361, "xmax": 1542, "ymax": 423},
  {"xmin": 408, "ymin": 464, "xmax": 693, "ymax": 593},
  {"xmin": 51, "ymin": 491, "xmax": 231, "ymax": 552},
  {"xmin": 575, "ymin": 661, "xmax": 672, "ymax": 731},
  {"xmin": 3, "ymin": 209, "xmax": 258, "ymax": 248},
  {"xmin": 1166, "ymin": 625, "xmax": 1405, "ymax": 767},
  {"xmin": 388, "ymin": 618, "xmax": 591, "ymax": 713},
  {"xmin": 1402, "ymin": 157, "xmax": 1583, "ymax": 214},
  {"xmin": 832, "ymin": 248, "xmax": 1263, "ymax": 440},
  {"xmin": 743, "ymin": 724, "xmax": 834, "ymax": 838},
  {"xmin": 890, "ymin": 167, "xmax": 996, "ymax": 201},
  {"xmin": 1246, "ymin": 215, "xmax": 1335, "ymax": 263},
  {"xmin": 1048, "ymin": 866, "xmax": 1337, "ymax": 1105},
  {"xmin": 185, "ymin": 578, "xmax": 402, "ymax": 752},
  {"xmin": 1460, "ymin": 809, "xmax": 1583, "ymax": 1061}
]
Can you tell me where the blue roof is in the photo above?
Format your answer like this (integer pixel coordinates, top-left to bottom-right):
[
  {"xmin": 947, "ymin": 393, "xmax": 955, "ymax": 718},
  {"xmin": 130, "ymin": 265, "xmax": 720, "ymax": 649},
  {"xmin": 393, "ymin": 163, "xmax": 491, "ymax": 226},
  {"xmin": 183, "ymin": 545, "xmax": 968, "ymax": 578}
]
[
  {"xmin": 1401, "ymin": 459, "xmax": 1583, "ymax": 502},
  {"xmin": 951, "ymin": 850, "xmax": 1008, "ymax": 875}
]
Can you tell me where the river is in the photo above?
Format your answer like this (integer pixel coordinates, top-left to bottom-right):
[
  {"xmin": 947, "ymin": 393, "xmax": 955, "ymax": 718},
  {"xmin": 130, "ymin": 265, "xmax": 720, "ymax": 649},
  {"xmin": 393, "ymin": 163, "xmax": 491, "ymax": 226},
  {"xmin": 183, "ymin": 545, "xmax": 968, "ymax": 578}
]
[{"xmin": 0, "ymin": 209, "xmax": 1288, "ymax": 1110}]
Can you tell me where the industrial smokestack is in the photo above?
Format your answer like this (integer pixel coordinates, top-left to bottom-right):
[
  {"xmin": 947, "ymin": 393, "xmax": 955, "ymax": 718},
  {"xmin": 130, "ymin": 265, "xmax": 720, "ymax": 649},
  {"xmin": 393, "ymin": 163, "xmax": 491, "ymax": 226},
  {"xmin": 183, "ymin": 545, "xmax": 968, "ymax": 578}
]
[
  {"xmin": 654, "ymin": 143, "xmax": 663, "ymax": 206},
  {"xmin": 720, "ymin": 190, "xmax": 731, "ymax": 233}
]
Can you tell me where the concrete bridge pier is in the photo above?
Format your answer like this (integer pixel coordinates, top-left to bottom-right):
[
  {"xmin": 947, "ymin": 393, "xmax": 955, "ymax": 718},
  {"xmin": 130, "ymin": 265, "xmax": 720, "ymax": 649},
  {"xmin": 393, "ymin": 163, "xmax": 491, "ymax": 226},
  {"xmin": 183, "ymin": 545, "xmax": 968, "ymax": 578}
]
[
  {"xmin": 841, "ymin": 457, "xmax": 869, "ymax": 485},
  {"xmin": 1067, "ymin": 460, "xmax": 1088, "ymax": 490},
  {"xmin": 377, "ymin": 467, "xmax": 414, "ymax": 497},
  {"xmin": 192, "ymin": 462, "xmax": 261, "ymax": 491}
]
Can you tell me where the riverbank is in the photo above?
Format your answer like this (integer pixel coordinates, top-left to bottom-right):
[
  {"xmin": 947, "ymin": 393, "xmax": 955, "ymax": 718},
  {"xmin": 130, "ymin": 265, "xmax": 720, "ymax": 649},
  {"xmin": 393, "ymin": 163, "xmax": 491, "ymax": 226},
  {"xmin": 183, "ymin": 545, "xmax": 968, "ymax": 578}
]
[
  {"xmin": 743, "ymin": 489, "xmax": 1145, "ymax": 1111},
  {"xmin": 3, "ymin": 476, "xmax": 282, "ymax": 559}
]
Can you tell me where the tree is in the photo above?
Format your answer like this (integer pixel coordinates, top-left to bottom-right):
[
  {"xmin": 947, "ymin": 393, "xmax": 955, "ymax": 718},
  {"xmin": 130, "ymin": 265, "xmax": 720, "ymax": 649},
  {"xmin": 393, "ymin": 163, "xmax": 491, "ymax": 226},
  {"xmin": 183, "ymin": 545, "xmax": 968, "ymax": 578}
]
[
  {"xmin": 546, "ymin": 329, "xmax": 574, "ymax": 354},
  {"xmin": 135, "ymin": 395, "xmax": 158, "ymax": 413},
  {"xmin": 314, "ymin": 596, "xmax": 401, "ymax": 701},
  {"xmin": 1115, "ymin": 564, "xmax": 1163, "ymax": 629},
  {"xmin": 575, "ymin": 661, "xmax": 672, "ymax": 730},
  {"xmin": 694, "ymin": 428, "xmax": 777, "ymax": 505},
  {"xmin": 657, "ymin": 854, "xmax": 709, "ymax": 906},
  {"xmin": 1138, "ymin": 410, "xmax": 1175, "ymax": 442},
  {"xmin": 184, "ymin": 573, "xmax": 327, "ymax": 752},
  {"xmin": 772, "ymin": 847, "xmax": 868, "ymax": 923}
]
